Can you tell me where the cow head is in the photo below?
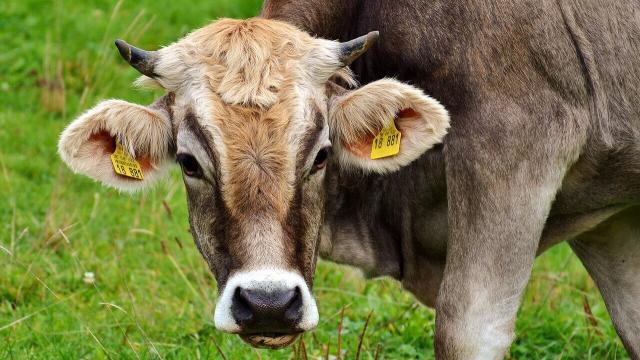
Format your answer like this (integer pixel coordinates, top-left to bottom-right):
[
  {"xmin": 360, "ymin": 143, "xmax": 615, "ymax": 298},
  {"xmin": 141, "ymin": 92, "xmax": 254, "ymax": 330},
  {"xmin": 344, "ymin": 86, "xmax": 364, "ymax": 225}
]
[{"xmin": 58, "ymin": 18, "xmax": 449, "ymax": 348}]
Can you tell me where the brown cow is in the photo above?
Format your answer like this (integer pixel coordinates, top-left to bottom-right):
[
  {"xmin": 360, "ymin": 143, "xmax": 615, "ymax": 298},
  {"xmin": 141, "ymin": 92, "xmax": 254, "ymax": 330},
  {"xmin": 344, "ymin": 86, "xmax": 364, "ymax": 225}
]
[
  {"xmin": 58, "ymin": 0, "xmax": 640, "ymax": 357},
  {"xmin": 261, "ymin": 1, "xmax": 640, "ymax": 358},
  {"xmin": 58, "ymin": 18, "xmax": 449, "ymax": 350}
]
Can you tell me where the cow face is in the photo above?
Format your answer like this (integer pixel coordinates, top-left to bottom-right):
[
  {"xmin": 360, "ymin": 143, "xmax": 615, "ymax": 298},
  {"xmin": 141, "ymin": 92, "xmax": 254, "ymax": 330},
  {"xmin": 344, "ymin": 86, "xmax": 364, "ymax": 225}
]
[{"xmin": 58, "ymin": 18, "xmax": 449, "ymax": 348}]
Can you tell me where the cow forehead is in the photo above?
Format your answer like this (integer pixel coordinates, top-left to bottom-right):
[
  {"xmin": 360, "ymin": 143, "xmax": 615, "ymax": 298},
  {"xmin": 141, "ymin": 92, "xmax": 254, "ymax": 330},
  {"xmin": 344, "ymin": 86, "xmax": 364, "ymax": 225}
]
[
  {"xmin": 186, "ymin": 82, "xmax": 322, "ymax": 224},
  {"xmin": 181, "ymin": 18, "xmax": 314, "ymax": 108},
  {"xmin": 214, "ymin": 100, "xmax": 300, "ymax": 221},
  {"xmin": 171, "ymin": 19, "xmax": 332, "ymax": 221}
]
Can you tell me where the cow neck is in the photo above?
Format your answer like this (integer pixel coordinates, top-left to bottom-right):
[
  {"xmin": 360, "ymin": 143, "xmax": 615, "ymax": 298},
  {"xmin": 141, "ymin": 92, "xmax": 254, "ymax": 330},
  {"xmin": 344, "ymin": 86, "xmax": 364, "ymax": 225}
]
[
  {"xmin": 321, "ymin": 149, "xmax": 448, "ymax": 283},
  {"xmin": 261, "ymin": 0, "xmax": 361, "ymax": 40}
]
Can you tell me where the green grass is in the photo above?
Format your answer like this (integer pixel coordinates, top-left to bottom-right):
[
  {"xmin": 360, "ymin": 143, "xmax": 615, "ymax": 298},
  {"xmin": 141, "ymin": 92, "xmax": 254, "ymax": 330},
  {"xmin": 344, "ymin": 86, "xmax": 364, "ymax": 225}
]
[{"xmin": 0, "ymin": 0, "xmax": 629, "ymax": 358}]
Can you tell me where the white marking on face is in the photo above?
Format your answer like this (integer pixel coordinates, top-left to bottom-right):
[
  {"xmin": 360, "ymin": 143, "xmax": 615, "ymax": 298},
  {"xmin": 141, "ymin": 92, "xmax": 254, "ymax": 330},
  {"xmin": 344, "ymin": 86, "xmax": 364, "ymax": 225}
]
[
  {"xmin": 241, "ymin": 218, "xmax": 287, "ymax": 268},
  {"xmin": 214, "ymin": 269, "xmax": 319, "ymax": 333}
]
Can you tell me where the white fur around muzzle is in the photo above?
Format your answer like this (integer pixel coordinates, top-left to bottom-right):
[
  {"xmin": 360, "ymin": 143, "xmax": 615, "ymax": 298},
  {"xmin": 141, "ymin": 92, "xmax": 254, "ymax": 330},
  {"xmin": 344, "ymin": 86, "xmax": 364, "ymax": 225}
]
[{"xmin": 214, "ymin": 269, "xmax": 319, "ymax": 333}]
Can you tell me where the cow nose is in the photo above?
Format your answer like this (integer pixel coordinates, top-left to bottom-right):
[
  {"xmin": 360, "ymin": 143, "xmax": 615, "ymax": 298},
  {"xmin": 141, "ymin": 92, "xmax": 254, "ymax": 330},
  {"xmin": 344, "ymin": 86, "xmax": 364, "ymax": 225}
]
[{"xmin": 231, "ymin": 286, "xmax": 303, "ymax": 333}]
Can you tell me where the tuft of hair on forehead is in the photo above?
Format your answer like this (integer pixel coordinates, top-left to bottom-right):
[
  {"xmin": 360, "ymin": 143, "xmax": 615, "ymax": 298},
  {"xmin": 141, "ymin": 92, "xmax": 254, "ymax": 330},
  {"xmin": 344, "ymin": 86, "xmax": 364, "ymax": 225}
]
[
  {"xmin": 218, "ymin": 101, "xmax": 295, "ymax": 221},
  {"xmin": 182, "ymin": 18, "xmax": 317, "ymax": 108},
  {"xmin": 134, "ymin": 18, "xmax": 356, "ymax": 108}
]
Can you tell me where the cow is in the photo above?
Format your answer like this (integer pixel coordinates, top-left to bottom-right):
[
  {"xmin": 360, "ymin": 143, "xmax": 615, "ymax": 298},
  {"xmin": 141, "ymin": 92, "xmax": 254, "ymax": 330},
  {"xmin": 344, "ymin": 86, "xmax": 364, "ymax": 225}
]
[
  {"xmin": 56, "ymin": 1, "xmax": 640, "ymax": 358},
  {"xmin": 58, "ymin": 18, "xmax": 449, "ymax": 351},
  {"xmin": 261, "ymin": 1, "xmax": 640, "ymax": 357}
]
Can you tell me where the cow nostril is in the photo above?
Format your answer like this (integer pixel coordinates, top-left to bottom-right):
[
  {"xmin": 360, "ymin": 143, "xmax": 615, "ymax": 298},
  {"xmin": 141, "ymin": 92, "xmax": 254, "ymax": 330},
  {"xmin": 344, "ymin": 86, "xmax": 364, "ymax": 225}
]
[
  {"xmin": 232, "ymin": 287, "xmax": 255, "ymax": 326},
  {"xmin": 283, "ymin": 287, "xmax": 302, "ymax": 324}
]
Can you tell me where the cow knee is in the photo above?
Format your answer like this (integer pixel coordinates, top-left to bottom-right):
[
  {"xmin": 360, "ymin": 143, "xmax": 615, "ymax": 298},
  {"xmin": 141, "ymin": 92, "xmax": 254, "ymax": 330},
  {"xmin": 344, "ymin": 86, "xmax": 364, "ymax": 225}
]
[{"xmin": 435, "ymin": 302, "xmax": 515, "ymax": 360}]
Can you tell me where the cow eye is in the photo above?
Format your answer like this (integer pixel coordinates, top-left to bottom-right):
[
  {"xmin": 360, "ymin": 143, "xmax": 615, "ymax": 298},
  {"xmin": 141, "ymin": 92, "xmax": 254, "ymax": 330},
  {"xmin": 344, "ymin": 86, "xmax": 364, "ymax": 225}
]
[
  {"xmin": 177, "ymin": 153, "xmax": 202, "ymax": 178},
  {"xmin": 312, "ymin": 147, "xmax": 331, "ymax": 172}
]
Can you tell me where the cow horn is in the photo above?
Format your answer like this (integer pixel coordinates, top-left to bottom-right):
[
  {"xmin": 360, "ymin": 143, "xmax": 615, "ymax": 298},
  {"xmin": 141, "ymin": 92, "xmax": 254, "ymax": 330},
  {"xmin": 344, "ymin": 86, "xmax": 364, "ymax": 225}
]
[
  {"xmin": 114, "ymin": 39, "xmax": 158, "ymax": 78},
  {"xmin": 338, "ymin": 31, "xmax": 379, "ymax": 66}
]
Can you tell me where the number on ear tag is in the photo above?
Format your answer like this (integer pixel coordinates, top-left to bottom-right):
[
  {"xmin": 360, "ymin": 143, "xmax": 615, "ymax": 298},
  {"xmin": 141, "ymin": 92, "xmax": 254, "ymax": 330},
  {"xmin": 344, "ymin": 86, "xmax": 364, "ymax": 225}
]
[
  {"xmin": 370, "ymin": 121, "xmax": 402, "ymax": 159},
  {"xmin": 110, "ymin": 142, "xmax": 144, "ymax": 180}
]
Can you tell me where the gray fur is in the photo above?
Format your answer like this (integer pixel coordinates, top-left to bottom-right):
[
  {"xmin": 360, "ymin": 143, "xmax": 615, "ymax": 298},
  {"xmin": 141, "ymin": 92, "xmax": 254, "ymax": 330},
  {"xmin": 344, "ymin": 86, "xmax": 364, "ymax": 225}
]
[{"xmin": 264, "ymin": 0, "xmax": 640, "ymax": 358}]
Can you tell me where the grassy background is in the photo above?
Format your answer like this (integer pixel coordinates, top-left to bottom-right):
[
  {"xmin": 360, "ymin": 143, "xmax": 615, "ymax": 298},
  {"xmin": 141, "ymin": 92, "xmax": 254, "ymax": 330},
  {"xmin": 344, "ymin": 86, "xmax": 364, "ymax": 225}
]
[{"xmin": 0, "ymin": 0, "xmax": 629, "ymax": 358}]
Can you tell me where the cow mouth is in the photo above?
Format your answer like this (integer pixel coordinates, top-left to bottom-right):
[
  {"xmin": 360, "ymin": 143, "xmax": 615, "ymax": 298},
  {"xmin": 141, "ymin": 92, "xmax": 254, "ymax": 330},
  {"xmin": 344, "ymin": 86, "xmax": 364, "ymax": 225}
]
[{"xmin": 239, "ymin": 333, "xmax": 300, "ymax": 349}]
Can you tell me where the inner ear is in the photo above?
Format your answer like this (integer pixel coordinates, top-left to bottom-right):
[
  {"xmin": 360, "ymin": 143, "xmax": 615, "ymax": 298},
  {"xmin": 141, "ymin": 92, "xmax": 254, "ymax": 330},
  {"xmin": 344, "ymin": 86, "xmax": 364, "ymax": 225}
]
[
  {"xmin": 88, "ymin": 130, "xmax": 155, "ymax": 173},
  {"xmin": 89, "ymin": 131, "xmax": 116, "ymax": 155},
  {"xmin": 394, "ymin": 108, "xmax": 423, "ymax": 136},
  {"xmin": 396, "ymin": 108, "xmax": 420, "ymax": 123},
  {"xmin": 342, "ymin": 108, "xmax": 418, "ymax": 159}
]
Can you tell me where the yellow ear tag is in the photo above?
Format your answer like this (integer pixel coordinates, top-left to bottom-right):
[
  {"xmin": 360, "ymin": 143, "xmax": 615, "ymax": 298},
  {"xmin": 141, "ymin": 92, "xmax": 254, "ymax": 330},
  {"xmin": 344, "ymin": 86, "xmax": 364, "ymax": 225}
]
[
  {"xmin": 110, "ymin": 142, "xmax": 144, "ymax": 180},
  {"xmin": 370, "ymin": 120, "xmax": 402, "ymax": 159}
]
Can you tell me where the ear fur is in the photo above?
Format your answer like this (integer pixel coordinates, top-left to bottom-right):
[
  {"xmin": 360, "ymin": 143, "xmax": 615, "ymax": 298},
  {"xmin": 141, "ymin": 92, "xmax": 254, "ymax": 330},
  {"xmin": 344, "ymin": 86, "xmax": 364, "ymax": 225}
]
[
  {"xmin": 329, "ymin": 79, "xmax": 450, "ymax": 173},
  {"xmin": 58, "ymin": 99, "xmax": 174, "ymax": 191}
]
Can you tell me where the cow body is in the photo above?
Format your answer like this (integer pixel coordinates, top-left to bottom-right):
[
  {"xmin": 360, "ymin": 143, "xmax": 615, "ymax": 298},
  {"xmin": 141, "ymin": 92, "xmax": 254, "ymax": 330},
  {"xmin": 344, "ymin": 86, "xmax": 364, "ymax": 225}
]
[
  {"xmin": 264, "ymin": 0, "xmax": 640, "ymax": 357},
  {"xmin": 57, "ymin": 1, "xmax": 640, "ymax": 358}
]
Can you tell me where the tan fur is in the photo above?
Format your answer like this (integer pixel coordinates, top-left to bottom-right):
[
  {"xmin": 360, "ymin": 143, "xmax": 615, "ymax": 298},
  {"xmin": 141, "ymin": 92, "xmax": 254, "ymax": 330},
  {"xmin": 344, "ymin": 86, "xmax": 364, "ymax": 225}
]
[
  {"xmin": 159, "ymin": 19, "xmax": 346, "ymax": 219},
  {"xmin": 214, "ymin": 97, "xmax": 295, "ymax": 220},
  {"xmin": 193, "ymin": 19, "xmax": 309, "ymax": 107},
  {"xmin": 58, "ymin": 99, "xmax": 173, "ymax": 191},
  {"xmin": 148, "ymin": 19, "xmax": 341, "ymax": 106},
  {"xmin": 329, "ymin": 79, "xmax": 450, "ymax": 173}
]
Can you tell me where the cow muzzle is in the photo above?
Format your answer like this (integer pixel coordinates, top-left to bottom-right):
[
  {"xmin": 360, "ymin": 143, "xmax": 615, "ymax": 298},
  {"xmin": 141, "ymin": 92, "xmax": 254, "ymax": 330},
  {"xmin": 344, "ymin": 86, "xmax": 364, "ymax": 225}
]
[{"xmin": 214, "ymin": 269, "xmax": 319, "ymax": 349}]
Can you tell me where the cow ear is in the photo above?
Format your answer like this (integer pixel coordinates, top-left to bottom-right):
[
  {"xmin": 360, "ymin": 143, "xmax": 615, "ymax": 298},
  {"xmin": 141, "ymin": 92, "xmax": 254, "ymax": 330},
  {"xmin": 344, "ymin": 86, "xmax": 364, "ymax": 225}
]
[
  {"xmin": 328, "ymin": 79, "xmax": 449, "ymax": 173},
  {"xmin": 58, "ymin": 98, "xmax": 174, "ymax": 191}
]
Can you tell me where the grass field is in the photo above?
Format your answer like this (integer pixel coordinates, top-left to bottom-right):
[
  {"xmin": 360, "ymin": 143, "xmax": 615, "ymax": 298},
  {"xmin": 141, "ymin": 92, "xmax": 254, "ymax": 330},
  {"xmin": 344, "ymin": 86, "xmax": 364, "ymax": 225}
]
[{"xmin": 0, "ymin": 0, "xmax": 630, "ymax": 358}]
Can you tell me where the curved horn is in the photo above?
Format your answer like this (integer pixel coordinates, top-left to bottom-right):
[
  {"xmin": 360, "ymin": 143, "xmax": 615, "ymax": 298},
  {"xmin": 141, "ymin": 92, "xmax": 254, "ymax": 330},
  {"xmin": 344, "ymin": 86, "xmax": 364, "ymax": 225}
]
[
  {"xmin": 114, "ymin": 39, "xmax": 158, "ymax": 78},
  {"xmin": 338, "ymin": 31, "xmax": 379, "ymax": 66}
]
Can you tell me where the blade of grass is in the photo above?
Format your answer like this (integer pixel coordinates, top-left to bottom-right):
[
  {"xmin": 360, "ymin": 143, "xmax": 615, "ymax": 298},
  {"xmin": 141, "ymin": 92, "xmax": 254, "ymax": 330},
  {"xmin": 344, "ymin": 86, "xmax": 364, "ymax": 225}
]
[
  {"xmin": 0, "ymin": 292, "xmax": 79, "ymax": 332},
  {"xmin": 336, "ymin": 306, "xmax": 345, "ymax": 360},
  {"xmin": 86, "ymin": 326, "xmax": 113, "ymax": 360},
  {"xmin": 59, "ymin": 228, "xmax": 143, "ymax": 359},
  {"xmin": 211, "ymin": 336, "xmax": 227, "ymax": 360},
  {"xmin": 374, "ymin": 344, "xmax": 382, "ymax": 360},
  {"xmin": 300, "ymin": 337, "xmax": 308, "ymax": 360},
  {"xmin": 355, "ymin": 311, "xmax": 373, "ymax": 360}
]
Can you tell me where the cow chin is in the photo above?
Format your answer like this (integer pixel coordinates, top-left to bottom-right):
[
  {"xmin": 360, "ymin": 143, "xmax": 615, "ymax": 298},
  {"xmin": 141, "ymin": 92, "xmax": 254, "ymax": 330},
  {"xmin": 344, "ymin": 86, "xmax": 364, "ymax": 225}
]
[{"xmin": 239, "ymin": 333, "xmax": 300, "ymax": 349}]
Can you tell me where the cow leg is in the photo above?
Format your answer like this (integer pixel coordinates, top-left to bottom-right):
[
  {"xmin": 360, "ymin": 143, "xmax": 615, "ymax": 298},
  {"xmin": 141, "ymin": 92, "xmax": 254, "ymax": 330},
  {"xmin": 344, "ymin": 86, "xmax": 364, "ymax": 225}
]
[
  {"xmin": 434, "ymin": 100, "xmax": 584, "ymax": 359},
  {"xmin": 434, "ymin": 179, "xmax": 555, "ymax": 359},
  {"xmin": 569, "ymin": 206, "xmax": 640, "ymax": 359}
]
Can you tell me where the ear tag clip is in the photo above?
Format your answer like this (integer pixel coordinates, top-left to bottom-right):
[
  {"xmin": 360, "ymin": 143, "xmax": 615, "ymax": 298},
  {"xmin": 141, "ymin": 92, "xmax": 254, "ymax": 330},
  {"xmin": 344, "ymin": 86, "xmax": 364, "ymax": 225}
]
[
  {"xmin": 370, "ymin": 120, "xmax": 402, "ymax": 159},
  {"xmin": 111, "ymin": 142, "xmax": 144, "ymax": 180}
]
